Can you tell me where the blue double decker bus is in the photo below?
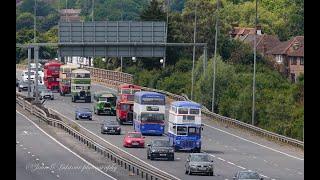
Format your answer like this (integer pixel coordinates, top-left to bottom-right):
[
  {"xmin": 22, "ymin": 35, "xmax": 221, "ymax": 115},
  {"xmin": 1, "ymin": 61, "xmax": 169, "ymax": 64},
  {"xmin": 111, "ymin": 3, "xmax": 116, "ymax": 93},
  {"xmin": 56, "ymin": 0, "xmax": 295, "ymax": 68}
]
[
  {"xmin": 133, "ymin": 91, "xmax": 165, "ymax": 135},
  {"xmin": 168, "ymin": 101, "xmax": 202, "ymax": 152}
]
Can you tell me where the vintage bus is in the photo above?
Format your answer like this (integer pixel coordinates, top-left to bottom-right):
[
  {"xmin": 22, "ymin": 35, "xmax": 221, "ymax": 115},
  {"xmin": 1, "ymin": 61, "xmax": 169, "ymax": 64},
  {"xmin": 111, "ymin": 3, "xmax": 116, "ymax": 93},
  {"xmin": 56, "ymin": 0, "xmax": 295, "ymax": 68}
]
[
  {"xmin": 59, "ymin": 64, "xmax": 78, "ymax": 96},
  {"xmin": 133, "ymin": 91, "xmax": 165, "ymax": 135},
  {"xmin": 118, "ymin": 84, "xmax": 141, "ymax": 95},
  {"xmin": 168, "ymin": 101, "xmax": 202, "ymax": 152},
  {"xmin": 71, "ymin": 69, "xmax": 91, "ymax": 103},
  {"xmin": 43, "ymin": 60, "xmax": 62, "ymax": 91},
  {"xmin": 116, "ymin": 93, "xmax": 134, "ymax": 124}
]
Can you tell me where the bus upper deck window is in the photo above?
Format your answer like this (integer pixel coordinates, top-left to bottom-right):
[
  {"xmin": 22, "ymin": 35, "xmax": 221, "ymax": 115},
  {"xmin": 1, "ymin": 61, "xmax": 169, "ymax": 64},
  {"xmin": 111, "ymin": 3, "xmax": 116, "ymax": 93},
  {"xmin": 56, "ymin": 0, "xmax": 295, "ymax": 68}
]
[
  {"xmin": 178, "ymin": 108, "xmax": 188, "ymax": 114},
  {"xmin": 190, "ymin": 108, "xmax": 200, "ymax": 115}
]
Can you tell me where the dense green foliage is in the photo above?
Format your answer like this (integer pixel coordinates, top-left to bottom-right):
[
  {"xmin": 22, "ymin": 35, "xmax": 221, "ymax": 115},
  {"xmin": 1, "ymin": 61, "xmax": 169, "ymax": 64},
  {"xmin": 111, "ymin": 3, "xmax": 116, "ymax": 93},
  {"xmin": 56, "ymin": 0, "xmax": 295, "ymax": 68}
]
[{"xmin": 16, "ymin": 0, "xmax": 304, "ymax": 140}]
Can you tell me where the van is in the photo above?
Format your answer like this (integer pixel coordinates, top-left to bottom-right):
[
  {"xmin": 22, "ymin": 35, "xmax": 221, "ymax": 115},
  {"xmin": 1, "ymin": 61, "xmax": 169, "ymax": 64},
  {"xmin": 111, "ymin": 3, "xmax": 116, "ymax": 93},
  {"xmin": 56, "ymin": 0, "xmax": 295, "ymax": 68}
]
[{"xmin": 21, "ymin": 70, "xmax": 36, "ymax": 82}]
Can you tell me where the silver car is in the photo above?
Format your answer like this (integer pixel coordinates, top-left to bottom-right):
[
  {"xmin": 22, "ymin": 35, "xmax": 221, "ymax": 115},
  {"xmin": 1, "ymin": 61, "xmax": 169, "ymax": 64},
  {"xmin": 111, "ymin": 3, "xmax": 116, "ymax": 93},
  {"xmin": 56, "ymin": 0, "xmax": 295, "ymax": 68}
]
[
  {"xmin": 233, "ymin": 171, "xmax": 263, "ymax": 180},
  {"xmin": 40, "ymin": 90, "xmax": 54, "ymax": 100},
  {"xmin": 185, "ymin": 153, "xmax": 214, "ymax": 176}
]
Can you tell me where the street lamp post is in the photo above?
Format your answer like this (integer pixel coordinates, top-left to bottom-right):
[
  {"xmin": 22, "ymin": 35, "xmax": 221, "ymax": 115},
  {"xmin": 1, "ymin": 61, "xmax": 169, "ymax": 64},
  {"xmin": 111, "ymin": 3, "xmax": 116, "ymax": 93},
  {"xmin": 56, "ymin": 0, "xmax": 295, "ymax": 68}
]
[
  {"xmin": 212, "ymin": 0, "xmax": 219, "ymax": 112},
  {"xmin": 252, "ymin": 0, "xmax": 258, "ymax": 126},
  {"xmin": 191, "ymin": 2, "xmax": 197, "ymax": 100}
]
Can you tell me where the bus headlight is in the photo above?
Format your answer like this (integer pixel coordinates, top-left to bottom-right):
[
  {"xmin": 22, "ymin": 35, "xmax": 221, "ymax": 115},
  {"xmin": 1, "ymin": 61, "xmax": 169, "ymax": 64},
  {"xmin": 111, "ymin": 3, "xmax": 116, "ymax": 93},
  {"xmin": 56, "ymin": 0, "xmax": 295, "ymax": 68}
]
[
  {"xmin": 141, "ymin": 125, "xmax": 144, "ymax": 129},
  {"xmin": 176, "ymin": 141, "xmax": 180, "ymax": 144},
  {"xmin": 160, "ymin": 126, "xmax": 164, "ymax": 129},
  {"xmin": 196, "ymin": 141, "xmax": 201, "ymax": 146}
]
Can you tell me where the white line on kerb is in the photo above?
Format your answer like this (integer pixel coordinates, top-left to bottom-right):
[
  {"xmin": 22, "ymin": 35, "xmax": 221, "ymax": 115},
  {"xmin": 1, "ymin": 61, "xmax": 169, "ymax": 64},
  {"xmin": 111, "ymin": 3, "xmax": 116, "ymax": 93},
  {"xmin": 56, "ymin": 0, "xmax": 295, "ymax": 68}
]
[
  {"xmin": 203, "ymin": 123, "xmax": 304, "ymax": 161},
  {"xmin": 237, "ymin": 165, "xmax": 246, "ymax": 170},
  {"xmin": 260, "ymin": 174, "xmax": 268, "ymax": 178},
  {"xmin": 227, "ymin": 161, "xmax": 235, "ymax": 165},
  {"xmin": 217, "ymin": 157, "xmax": 225, "ymax": 162},
  {"xmin": 49, "ymin": 108, "xmax": 181, "ymax": 180},
  {"xmin": 16, "ymin": 110, "xmax": 117, "ymax": 180}
]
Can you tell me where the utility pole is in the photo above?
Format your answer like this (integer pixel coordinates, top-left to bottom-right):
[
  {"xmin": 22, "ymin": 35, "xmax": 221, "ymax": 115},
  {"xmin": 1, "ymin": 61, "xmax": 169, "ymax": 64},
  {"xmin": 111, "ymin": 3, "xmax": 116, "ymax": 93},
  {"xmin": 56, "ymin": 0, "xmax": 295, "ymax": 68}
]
[
  {"xmin": 212, "ymin": 0, "xmax": 219, "ymax": 112},
  {"xmin": 33, "ymin": 0, "xmax": 37, "ymax": 44},
  {"xmin": 163, "ymin": 0, "xmax": 170, "ymax": 68},
  {"xmin": 120, "ymin": 56, "xmax": 123, "ymax": 72},
  {"xmin": 92, "ymin": 0, "xmax": 94, "ymax": 21},
  {"xmin": 65, "ymin": 0, "xmax": 68, "ymax": 21},
  {"xmin": 191, "ymin": 2, "xmax": 197, "ymax": 100},
  {"xmin": 252, "ymin": 0, "xmax": 258, "ymax": 125}
]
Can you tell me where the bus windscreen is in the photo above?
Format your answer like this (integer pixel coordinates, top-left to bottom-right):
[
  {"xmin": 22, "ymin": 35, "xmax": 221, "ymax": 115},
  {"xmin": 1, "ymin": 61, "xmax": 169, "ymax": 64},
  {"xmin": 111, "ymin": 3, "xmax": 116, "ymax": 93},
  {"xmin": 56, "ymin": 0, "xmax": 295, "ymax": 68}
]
[{"xmin": 141, "ymin": 113, "xmax": 164, "ymax": 123}]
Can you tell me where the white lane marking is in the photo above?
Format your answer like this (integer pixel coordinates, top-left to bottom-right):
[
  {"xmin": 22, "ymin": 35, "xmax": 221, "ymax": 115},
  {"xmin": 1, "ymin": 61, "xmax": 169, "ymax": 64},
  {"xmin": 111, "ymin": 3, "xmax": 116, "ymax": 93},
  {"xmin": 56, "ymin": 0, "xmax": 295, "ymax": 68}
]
[
  {"xmin": 209, "ymin": 154, "xmax": 216, "ymax": 157},
  {"xmin": 50, "ymin": 108, "xmax": 181, "ymax": 180},
  {"xmin": 56, "ymin": 174, "xmax": 60, "ymax": 178},
  {"xmin": 285, "ymin": 168, "xmax": 290, "ymax": 171},
  {"xmin": 252, "ymin": 156, "xmax": 257, "ymax": 159},
  {"xmin": 32, "ymin": 154, "xmax": 35, "ymax": 157},
  {"xmin": 24, "ymin": 131, "xmax": 28, "ymax": 134},
  {"xmin": 23, "ymin": 147, "xmax": 27, "ymax": 150},
  {"xmin": 36, "ymin": 158, "xmax": 39, "ymax": 161},
  {"xmin": 16, "ymin": 110, "xmax": 117, "ymax": 180},
  {"xmin": 27, "ymin": 152, "xmax": 30, "ymax": 154},
  {"xmin": 51, "ymin": 170, "xmax": 55, "ymax": 173},
  {"xmin": 217, "ymin": 157, "xmax": 225, "ymax": 162},
  {"xmin": 233, "ymin": 148, "xmax": 237, "ymax": 151},
  {"xmin": 203, "ymin": 123, "xmax": 304, "ymax": 161},
  {"xmin": 273, "ymin": 163, "xmax": 278, "ymax": 167},
  {"xmin": 237, "ymin": 165, "xmax": 246, "ymax": 170},
  {"xmin": 17, "ymin": 141, "xmax": 19, "ymax": 144},
  {"xmin": 263, "ymin": 159, "xmax": 268, "ymax": 163},
  {"xmin": 20, "ymin": 144, "xmax": 23, "ymax": 147},
  {"xmin": 227, "ymin": 161, "xmax": 235, "ymax": 165},
  {"xmin": 297, "ymin": 171, "xmax": 303, "ymax": 175}
]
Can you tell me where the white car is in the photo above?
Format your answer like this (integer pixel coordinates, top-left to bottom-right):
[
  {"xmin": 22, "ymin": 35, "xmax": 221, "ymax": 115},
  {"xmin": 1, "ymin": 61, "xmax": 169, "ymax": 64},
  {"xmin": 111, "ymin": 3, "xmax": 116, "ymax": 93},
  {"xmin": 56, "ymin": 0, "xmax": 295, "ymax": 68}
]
[{"xmin": 21, "ymin": 70, "xmax": 36, "ymax": 82}]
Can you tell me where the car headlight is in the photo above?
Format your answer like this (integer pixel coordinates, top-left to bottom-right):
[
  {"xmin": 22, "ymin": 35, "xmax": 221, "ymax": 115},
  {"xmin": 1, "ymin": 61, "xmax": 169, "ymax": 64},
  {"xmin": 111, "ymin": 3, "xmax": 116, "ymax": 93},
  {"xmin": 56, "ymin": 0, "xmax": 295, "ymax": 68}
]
[
  {"xmin": 141, "ymin": 125, "xmax": 144, "ymax": 129},
  {"xmin": 169, "ymin": 149, "xmax": 174, "ymax": 153},
  {"xmin": 151, "ymin": 149, "xmax": 157, "ymax": 153},
  {"xmin": 190, "ymin": 164, "xmax": 197, "ymax": 167}
]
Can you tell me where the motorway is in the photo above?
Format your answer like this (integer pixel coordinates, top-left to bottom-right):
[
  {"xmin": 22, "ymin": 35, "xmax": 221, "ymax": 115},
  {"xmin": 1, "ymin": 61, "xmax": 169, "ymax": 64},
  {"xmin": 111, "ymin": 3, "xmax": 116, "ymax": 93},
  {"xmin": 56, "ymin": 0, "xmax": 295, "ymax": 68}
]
[
  {"xmin": 17, "ymin": 70, "xmax": 304, "ymax": 180},
  {"xmin": 16, "ymin": 111, "xmax": 116, "ymax": 180}
]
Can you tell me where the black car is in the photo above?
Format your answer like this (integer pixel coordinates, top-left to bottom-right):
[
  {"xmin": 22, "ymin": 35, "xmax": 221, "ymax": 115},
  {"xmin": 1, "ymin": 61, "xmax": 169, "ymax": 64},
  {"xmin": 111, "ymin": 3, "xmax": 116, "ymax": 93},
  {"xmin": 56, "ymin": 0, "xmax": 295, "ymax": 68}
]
[
  {"xmin": 101, "ymin": 120, "xmax": 121, "ymax": 135},
  {"xmin": 233, "ymin": 171, "xmax": 263, "ymax": 180},
  {"xmin": 18, "ymin": 81, "xmax": 29, "ymax": 92},
  {"xmin": 147, "ymin": 139, "xmax": 174, "ymax": 161}
]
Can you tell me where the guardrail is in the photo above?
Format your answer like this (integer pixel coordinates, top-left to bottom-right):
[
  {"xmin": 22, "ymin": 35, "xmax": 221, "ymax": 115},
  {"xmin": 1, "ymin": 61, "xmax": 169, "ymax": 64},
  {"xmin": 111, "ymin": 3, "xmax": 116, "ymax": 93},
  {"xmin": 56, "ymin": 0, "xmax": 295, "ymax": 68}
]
[
  {"xmin": 16, "ymin": 64, "xmax": 304, "ymax": 148},
  {"xmin": 16, "ymin": 92, "xmax": 180, "ymax": 180},
  {"xmin": 87, "ymin": 73, "xmax": 304, "ymax": 149}
]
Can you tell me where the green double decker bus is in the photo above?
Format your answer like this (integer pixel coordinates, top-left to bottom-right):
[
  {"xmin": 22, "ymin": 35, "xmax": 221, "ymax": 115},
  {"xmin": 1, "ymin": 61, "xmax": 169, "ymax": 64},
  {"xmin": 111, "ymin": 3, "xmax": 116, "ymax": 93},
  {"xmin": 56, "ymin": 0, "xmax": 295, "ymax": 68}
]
[{"xmin": 71, "ymin": 69, "xmax": 91, "ymax": 103}]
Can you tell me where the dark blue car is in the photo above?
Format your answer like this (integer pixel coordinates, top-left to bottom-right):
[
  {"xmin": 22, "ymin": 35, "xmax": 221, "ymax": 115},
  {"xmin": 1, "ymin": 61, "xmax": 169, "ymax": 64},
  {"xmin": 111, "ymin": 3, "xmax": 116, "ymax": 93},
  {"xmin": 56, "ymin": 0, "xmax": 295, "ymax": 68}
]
[{"xmin": 75, "ymin": 107, "xmax": 92, "ymax": 120}]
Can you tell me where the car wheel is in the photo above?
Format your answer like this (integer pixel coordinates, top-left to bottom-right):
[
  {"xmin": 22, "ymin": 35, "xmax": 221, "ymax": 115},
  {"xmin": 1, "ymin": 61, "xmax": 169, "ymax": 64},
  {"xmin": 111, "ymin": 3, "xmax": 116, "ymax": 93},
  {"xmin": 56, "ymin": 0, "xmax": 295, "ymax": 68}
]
[
  {"xmin": 75, "ymin": 115, "xmax": 78, "ymax": 120},
  {"xmin": 51, "ymin": 97, "xmax": 54, "ymax": 100},
  {"xmin": 209, "ymin": 171, "xmax": 214, "ymax": 176},
  {"xmin": 150, "ymin": 155, "xmax": 154, "ymax": 160},
  {"xmin": 18, "ymin": 89, "xmax": 21, "ymax": 92},
  {"xmin": 147, "ymin": 153, "xmax": 150, "ymax": 159},
  {"xmin": 89, "ymin": 118, "xmax": 92, "ymax": 120},
  {"xmin": 185, "ymin": 169, "xmax": 188, "ymax": 174}
]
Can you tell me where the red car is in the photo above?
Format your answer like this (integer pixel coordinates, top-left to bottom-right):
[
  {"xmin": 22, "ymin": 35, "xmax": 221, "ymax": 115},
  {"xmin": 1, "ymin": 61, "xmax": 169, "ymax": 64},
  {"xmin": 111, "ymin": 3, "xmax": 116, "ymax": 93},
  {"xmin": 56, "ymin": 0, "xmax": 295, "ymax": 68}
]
[{"xmin": 123, "ymin": 132, "xmax": 145, "ymax": 148}]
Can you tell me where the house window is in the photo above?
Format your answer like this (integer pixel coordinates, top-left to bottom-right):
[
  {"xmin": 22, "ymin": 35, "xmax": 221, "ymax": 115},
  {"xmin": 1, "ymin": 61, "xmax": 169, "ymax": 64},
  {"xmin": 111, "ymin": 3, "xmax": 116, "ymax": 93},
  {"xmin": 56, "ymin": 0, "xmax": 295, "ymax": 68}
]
[
  {"xmin": 300, "ymin": 58, "xmax": 304, "ymax": 65},
  {"xmin": 291, "ymin": 57, "xmax": 297, "ymax": 65},
  {"xmin": 276, "ymin": 55, "xmax": 283, "ymax": 64}
]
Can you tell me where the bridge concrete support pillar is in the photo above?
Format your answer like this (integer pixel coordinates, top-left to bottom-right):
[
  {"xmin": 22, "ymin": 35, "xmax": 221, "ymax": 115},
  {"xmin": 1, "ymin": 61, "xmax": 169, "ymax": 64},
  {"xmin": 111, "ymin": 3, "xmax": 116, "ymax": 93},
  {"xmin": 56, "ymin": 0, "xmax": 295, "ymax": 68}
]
[
  {"xmin": 27, "ymin": 47, "xmax": 32, "ymax": 98},
  {"xmin": 34, "ymin": 46, "xmax": 39, "ymax": 103}
]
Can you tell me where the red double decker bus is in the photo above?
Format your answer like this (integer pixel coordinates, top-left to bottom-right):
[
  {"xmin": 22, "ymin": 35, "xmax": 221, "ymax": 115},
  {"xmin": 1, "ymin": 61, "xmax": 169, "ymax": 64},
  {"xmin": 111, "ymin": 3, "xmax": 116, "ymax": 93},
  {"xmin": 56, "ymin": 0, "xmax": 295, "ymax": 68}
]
[
  {"xmin": 44, "ymin": 60, "xmax": 62, "ymax": 91},
  {"xmin": 116, "ymin": 84, "xmax": 141, "ymax": 124}
]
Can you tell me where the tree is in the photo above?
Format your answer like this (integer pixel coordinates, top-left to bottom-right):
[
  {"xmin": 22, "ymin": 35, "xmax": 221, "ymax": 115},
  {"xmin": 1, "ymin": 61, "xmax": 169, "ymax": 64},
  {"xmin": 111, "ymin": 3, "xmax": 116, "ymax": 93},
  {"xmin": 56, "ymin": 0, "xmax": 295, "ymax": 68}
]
[
  {"xmin": 140, "ymin": 0, "xmax": 166, "ymax": 21},
  {"xmin": 16, "ymin": 12, "xmax": 34, "ymax": 31}
]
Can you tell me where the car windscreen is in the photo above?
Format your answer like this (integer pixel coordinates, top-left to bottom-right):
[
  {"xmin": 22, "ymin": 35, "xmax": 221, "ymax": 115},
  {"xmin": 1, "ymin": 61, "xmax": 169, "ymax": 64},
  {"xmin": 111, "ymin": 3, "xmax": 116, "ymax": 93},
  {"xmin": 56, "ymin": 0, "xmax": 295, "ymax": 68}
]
[
  {"xmin": 153, "ymin": 140, "xmax": 170, "ymax": 147},
  {"xmin": 106, "ymin": 121, "xmax": 118, "ymax": 126},
  {"xmin": 128, "ymin": 133, "xmax": 141, "ymax": 138},
  {"xmin": 238, "ymin": 172, "xmax": 260, "ymax": 179},
  {"xmin": 79, "ymin": 108, "xmax": 90, "ymax": 112},
  {"xmin": 190, "ymin": 155, "xmax": 211, "ymax": 162}
]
